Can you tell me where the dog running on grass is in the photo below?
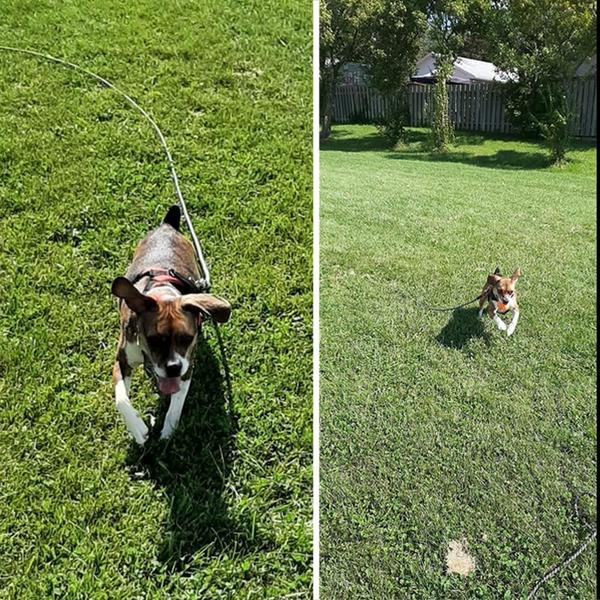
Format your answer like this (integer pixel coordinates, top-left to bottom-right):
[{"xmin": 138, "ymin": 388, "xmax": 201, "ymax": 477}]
[
  {"xmin": 111, "ymin": 206, "xmax": 231, "ymax": 445},
  {"xmin": 478, "ymin": 266, "xmax": 521, "ymax": 336}
]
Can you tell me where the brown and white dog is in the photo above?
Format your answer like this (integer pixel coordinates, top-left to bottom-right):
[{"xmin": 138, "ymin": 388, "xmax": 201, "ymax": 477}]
[
  {"xmin": 111, "ymin": 206, "xmax": 231, "ymax": 444},
  {"xmin": 478, "ymin": 267, "xmax": 521, "ymax": 336}
]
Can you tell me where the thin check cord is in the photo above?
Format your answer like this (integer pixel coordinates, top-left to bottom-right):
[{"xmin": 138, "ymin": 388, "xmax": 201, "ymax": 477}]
[
  {"xmin": 0, "ymin": 45, "xmax": 234, "ymax": 404},
  {"xmin": 2, "ymin": 48, "xmax": 594, "ymax": 578},
  {"xmin": 527, "ymin": 492, "xmax": 596, "ymax": 598},
  {"xmin": 411, "ymin": 292, "xmax": 485, "ymax": 312},
  {"xmin": 0, "ymin": 44, "xmax": 210, "ymax": 290}
]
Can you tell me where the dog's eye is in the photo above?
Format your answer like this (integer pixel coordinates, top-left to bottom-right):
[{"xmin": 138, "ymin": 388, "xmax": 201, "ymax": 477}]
[
  {"xmin": 146, "ymin": 334, "xmax": 164, "ymax": 346},
  {"xmin": 176, "ymin": 334, "xmax": 194, "ymax": 346}
]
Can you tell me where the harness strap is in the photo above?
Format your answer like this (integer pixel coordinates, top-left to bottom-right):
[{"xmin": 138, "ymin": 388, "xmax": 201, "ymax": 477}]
[
  {"xmin": 130, "ymin": 269, "xmax": 211, "ymax": 325},
  {"xmin": 129, "ymin": 268, "xmax": 207, "ymax": 294}
]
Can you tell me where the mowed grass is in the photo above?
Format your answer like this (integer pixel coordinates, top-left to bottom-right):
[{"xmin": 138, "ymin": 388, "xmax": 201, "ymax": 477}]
[
  {"xmin": 320, "ymin": 125, "xmax": 596, "ymax": 598},
  {"xmin": 0, "ymin": 2, "xmax": 311, "ymax": 598}
]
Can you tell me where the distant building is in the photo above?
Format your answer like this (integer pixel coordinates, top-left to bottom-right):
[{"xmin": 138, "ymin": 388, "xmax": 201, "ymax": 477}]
[
  {"xmin": 411, "ymin": 53, "xmax": 511, "ymax": 84},
  {"xmin": 338, "ymin": 55, "xmax": 512, "ymax": 87},
  {"xmin": 338, "ymin": 53, "xmax": 594, "ymax": 88},
  {"xmin": 339, "ymin": 62, "xmax": 371, "ymax": 86},
  {"xmin": 575, "ymin": 55, "xmax": 596, "ymax": 78}
]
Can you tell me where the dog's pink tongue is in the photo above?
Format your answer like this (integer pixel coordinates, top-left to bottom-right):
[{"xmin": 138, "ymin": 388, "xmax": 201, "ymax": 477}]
[{"xmin": 158, "ymin": 377, "xmax": 181, "ymax": 395}]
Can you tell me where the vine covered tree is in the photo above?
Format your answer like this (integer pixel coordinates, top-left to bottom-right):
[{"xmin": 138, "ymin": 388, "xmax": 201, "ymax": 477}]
[{"xmin": 425, "ymin": 0, "xmax": 490, "ymax": 151}]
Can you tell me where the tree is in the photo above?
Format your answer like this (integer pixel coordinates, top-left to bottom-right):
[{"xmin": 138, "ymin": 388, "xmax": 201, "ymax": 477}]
[
  {"xmin": 320, "ymin": 0, "xmax": 381, "ymax": 139},
  {"xmin": 367, "ymin": 1, "xmax": 428, "ymax": 145},
  {"xmin": 367, "ymin": 1, "xmax": 427, "ymax": 95},
  {"xmin": 491, "ymin": 0, "xmax": 596, "ymax": 164},
  {"xmin": 319, "ymin": 0, "xmax": 428, "ymax": 141}
]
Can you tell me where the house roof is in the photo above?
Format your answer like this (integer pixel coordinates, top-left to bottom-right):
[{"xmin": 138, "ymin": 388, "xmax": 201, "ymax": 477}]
[{"xmin": 412, "ymin": 53, "xmax": 511, "ymax": 83}]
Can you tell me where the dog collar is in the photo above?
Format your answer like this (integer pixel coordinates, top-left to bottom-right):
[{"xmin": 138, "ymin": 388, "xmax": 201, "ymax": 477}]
[
  {"xmin": 129, "ymin": 269, "xmax": 211, "ymax": 324},
  {"xmin": 129, "ymin": 268, "xmax": 207, "ymax": 294}
]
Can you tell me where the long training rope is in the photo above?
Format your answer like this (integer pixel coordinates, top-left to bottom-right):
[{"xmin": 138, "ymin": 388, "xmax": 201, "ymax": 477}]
[
  {"xmin": 0, "ymin": 45, "xmax": 233, "ymax": 401},
  {"xmin": 527, "ymin": 492, "xmax": 596, "ymax": 598},
  {"xmin": 2, "ymin": 46, "xmax": 595, "ymax": 589},
  {"xmin": 412, "ymin": 292, "xmax": 485, "ymax": 312},
  {"xmin": 417, "ymin": 270, "xmax": 499, "ymax": 312},
  {"xmin": 0, "ymin": 44, "xmax": 210, "ymax": 289}
]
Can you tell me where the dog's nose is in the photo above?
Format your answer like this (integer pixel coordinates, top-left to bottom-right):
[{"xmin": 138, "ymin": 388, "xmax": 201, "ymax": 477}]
[{"xmin": 166, "ymin": 360, "xmax": 182, "ymax": 377}]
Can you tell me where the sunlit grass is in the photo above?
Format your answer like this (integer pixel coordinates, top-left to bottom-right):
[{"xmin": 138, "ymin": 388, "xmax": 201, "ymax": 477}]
[{"xmin": 320, "ymin": 124, "xmax": 596, "ymax": 599}]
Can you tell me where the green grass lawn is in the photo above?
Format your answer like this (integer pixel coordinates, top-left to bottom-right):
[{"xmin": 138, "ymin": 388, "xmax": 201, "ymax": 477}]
[
  {"xmin": 0, "ymin": 2, "xmax": 311, "ymax": 597},
  {"xmin": 320, "ymin": 125, "xmax": 596, "ymax": 599}
]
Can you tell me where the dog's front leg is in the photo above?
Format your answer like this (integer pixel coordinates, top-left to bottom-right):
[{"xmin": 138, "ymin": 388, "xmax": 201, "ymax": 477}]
[
  {"xmin": 478, "ymin": 298, "xmax": 486, "ymax": 318},
  {"xmin": 160, "ymin": 376, "xmax": 192, "ymax": 440},
  {"xmin": 113, "ymin": 358, "xmax": 149, "ymax": 445},
  {"xmin": 488, "ymin": 303, "xmax": 506, "ymax": 331},
  {"xmin": 506, "ymin": 308, "xmax": 519, "ymax": 336},
  {"xmin": 492, "ymin": 314, "xmax": 507, "ymax": 331},
  {"xmin": 478, "ymin": 286, "xmax": 491, "ymax": 318}
]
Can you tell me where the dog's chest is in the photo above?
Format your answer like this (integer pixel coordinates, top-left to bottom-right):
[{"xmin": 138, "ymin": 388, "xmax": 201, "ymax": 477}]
[{"xmin": 125, "ymin": 341, "xmax": 144, "ymax": 366}]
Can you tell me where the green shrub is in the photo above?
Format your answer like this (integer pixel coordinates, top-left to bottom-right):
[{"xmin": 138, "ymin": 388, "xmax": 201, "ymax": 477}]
[{"xmin": 377, "ymin": 95, "xmax": 410, "ymax": 146}]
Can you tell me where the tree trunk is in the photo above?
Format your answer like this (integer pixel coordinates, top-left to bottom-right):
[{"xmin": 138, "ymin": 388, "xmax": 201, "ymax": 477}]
[
  {"xmin": 321, "ymin": 113, "xmax": 332, "ymax": 140},
  {"xmin": 320, "ymin": 64, "xmax": 338, "ymax": 140},
  {"xmin": 539, "ymin": 78, "xmax": 570, "ymax": 165}
]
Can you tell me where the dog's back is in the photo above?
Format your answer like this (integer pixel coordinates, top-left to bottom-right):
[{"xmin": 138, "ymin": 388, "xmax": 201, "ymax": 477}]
[{"xmin": 125, "ymin": 207, "xmax": 200, "ymax": 284}]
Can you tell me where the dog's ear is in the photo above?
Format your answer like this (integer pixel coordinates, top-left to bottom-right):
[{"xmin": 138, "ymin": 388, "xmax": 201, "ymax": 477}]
[
  {"xmin": 181, "ymin": 294, "xmax": 232, "ymax": 324},
  {"xmin": 111, "ymin": 277, "xmax": 157, "ymax": 313},
  {"xmin": 494, "ymin": 266, "xmax": 502, "ymax": 275},
  {"xmin": 487, "ymin": 274, "xmax": 500, "ymax": 286},
  {"xmin": 510, "ymin": 267, "xmax": 522, "ymax": 282}
]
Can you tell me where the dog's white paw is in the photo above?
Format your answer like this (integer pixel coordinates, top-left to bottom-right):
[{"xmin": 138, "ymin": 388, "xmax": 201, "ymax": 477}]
[
  {"xmin": 506, "ymin": 326, "xmax": 516, "ymax": 336},
  {"xmin": 117, "ymin": 401, "xmax": 149, "ymax": 445},
  {"xmin": 495, "ymin": 319, "xmax": 507, "ymax": 331},
  {"xmin": 129, "ymin": 418, "xmax": 149, "ymax": 446},
  {"xmin": 160, "ymin": 422, "xmax": 176, "ymax": 440},
  {"xmin": 478, "ymin": 310, "xmax": 484, "ymax": 319}
]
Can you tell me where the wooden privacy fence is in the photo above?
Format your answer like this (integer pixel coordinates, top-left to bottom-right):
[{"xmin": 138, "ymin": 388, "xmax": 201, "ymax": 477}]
[
  {"xmin": 332, "ymin": 79, "xmax": 597, "ymax": 138},
  {"xmin": 569, "ymin": 77, "xmax": 597, "ymax": 138}
]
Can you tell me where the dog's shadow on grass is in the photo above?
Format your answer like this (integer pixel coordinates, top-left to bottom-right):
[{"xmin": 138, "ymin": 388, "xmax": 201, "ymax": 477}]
[
  {"xmin": 124, "ymin": 337, "xmax": 255, "ymax": 571},
  {"xmin": 436, "ymin": 307, "xmax": 491, "ymax": 349}
]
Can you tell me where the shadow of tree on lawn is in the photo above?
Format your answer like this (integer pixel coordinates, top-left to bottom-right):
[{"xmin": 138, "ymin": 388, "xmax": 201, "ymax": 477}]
[
  {"xmin": 320, "ymin": 127, "xmax": 390, "ymax": 152},
  {"xmin": 320, "ymin": 126, "xmax": 576, "ymax": 170},
  {"xmin": 386, "ymin": 148, "xmax": 552, "ymax": 170},
  {"xmin": 436, "ymin": 306, "xmax": 491, "ymax": 350}
]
